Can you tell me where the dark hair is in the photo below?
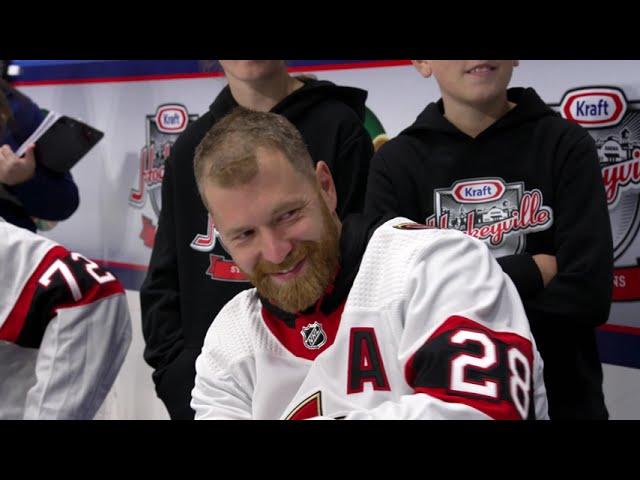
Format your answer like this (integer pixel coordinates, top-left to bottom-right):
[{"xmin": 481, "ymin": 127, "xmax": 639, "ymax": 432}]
[
  {"xmin": 0, "ymin": 60, "xmax": 9, "ymax": 81},
  {"xmin": 0, "ymin": 76, "xmax": 33, "ymax": 140},
  {"xmin": 0, "ymin": 78, "xmax": 15, "ymax": 138}
]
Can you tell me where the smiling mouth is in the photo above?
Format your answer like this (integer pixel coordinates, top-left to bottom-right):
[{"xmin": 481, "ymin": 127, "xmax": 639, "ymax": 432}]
[
  {"xmin": 467, "ymin": 65, "xmax": 495, "ymax": 74},
  {"xmin": 271, "ymin": 258, "xmax": 305, "ymax": 280},
  {"xmin": 277, "ymin": 264, "xmax": 297, "ymax": 274}
]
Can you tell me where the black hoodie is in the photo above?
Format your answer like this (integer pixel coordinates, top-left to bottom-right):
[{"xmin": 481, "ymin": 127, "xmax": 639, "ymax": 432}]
[
  {"xmin": 365, "ymin": 87, "xmax": 613, "ymax": 419},
  {"xmin": 140, "ymin": 78, "xmax": 374, "ymax": 419}
]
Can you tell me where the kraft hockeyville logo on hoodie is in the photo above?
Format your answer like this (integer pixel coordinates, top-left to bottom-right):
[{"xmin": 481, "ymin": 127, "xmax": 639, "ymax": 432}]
[{"xmin": 426, "ymin": 177, "xmax": 553, "ymax": 259}]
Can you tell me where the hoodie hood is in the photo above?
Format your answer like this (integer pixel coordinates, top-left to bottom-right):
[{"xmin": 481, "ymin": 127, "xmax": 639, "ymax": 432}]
[
  {"xmin": 401, "ymin": 87, "xmax": 557, "ymax": 138},
  {"xmin": 208, "ymin": 78, "xmax": 368, "ymax": 123}
]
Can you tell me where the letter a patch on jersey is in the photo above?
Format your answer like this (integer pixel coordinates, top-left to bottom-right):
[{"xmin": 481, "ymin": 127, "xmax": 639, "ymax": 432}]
[{"xmin": 347, "ymin": 327, "xmax": 390, "ymax": 394}]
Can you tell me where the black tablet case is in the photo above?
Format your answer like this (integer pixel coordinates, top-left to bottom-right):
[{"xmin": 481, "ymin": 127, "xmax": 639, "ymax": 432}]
[{"xmin": 34, "ymin": 116, "xmax": 104, "ymax": 173}]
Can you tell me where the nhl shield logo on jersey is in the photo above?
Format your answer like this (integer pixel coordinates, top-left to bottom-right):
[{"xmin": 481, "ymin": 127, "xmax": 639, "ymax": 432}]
[
  {"xmin": 128, "ymin": 104, "xmax": 198, "ymax": 248},
  {"xmin": 554, "ymin": 87, "xmax": 640, "ymax": 302},
  {"xmin": 301, "ymin": 322, "xmax": 327, "ymax": 350}
]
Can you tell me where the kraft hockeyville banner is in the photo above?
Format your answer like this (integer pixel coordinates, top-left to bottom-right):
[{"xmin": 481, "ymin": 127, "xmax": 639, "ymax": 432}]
[{"xmin": 11, "ymin": 60, "xmax": 640, "ymax": 368}]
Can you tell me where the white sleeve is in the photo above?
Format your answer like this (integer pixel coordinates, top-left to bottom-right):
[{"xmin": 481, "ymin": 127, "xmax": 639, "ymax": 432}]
[
  {"xmin": 343, "ymin": 226, "xmax": 547, "ymax": 420},
  {"xmin": 24, "ymin": 293, "xmax": 132, "ymax": 420},
  {"xmin": 340, "ymin": 394, "xmax": 493, "ymax": 420},
  {"xmin": 191, "ymin": 294, "xmax": 257, "ymax": 420},
  {"xmin": 0, "ymin": 224, "xmax": 133, "ymax": 419},
  {"xmin": 191, "ymin": 352, "xmax": 254, "ymax": 420}
]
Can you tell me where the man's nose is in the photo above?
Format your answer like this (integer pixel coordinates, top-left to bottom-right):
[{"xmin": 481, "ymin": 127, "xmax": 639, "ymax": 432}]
[{"xmin": 260, "ymin": 229, "xmax": 292, "ymax": 265}]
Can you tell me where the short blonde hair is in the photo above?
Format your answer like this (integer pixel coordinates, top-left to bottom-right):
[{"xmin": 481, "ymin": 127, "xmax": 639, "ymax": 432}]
[{"xmin": 194, "ymin": 107, "xmax": 315, "ymax": 195}]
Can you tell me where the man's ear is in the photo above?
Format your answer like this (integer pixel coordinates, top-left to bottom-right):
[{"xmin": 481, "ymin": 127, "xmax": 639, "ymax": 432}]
[
  {"xmin": 315, "ymin": 161, "xmax": 337, "ymax": 212},
  {"xmin": 412, "ymin": 60, "xmax": 433, "ymax": 78}
]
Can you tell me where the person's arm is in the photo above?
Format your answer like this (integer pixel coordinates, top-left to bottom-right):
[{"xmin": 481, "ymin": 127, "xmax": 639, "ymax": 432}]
[
  {"xmin": 0, "ymin": 241, "xmax": 131, "ymax": 420},
  {"xmin": 532, "ymin": 253, "xmax": 557, "ymax": 287},
  {"xmin": 4, "ymin": 93, "xmax": 79, "ymax": 221},
  {"xmin": 10, "ymin": 164, "xmax": 79, "ymax": 221},
  {"xmin": 139, "ymin": 158, "xmax": 189, "ymax": 418},
  {"xmin": 332, "ymin": 125, "xmax": 374, "ymax": 218},
  {"xmin": 191, "ymin": 299, "xmax": 255, "ymax": 420},
  {"xmin": 342, "ymin": 227, "xmax": 547, "ymax": 420},
  {"xmin": 496, "ymin": 252, "xmax": 545, "ymax": 299},
  {"xmin": 191, "ymin": 352, "xmax": 254, "ymax": 420},
  {"xmin": 527, "ymin": 131, "xmax": 613, "ymax": 326}
]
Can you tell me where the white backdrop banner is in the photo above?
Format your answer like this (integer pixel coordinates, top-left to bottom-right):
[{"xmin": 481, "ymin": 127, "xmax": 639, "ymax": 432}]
[{"xmin": 12, "ymin": 60, "xmax": 640, "ymax": 368}]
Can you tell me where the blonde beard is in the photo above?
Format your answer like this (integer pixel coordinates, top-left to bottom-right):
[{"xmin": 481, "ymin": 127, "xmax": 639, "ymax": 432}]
[{"xmin": 245, "ymin": 202, "xmax": 340, "ymax": 313}]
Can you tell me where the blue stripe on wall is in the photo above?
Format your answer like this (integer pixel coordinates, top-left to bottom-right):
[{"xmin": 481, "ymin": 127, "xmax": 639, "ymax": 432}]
[
  {"xmin": 10, "ymin": 60, "xmax": 375, "ymax": 83},
  {"xmin": 12, "ymin": 60, "xmax": 201, "ymax": 82},
  {"xmin": 104, "ymin": 265, "xmax": 148, "ymax": 293},
  {"xmin": 596, "ymin": 330, "xmax": 640, "ymax": 369}
]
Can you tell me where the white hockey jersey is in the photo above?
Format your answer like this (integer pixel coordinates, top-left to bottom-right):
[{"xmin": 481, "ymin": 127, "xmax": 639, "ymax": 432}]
[
  {"xmin": 192, "ymin": 217, "xmax": 548, "ymax": 420},
  {"xmin": 0, "ymin": 219, "xmax": 132, "ymax": 419}
]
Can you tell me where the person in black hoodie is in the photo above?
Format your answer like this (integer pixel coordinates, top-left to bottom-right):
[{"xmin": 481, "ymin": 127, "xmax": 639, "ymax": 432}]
[
  {"xmin": 141, "ymin": 60, "xmax": 374, "ymax": 419},
  {"xmin": 364, "ymin": 60, "xmax": 613, "ymax": 420}
]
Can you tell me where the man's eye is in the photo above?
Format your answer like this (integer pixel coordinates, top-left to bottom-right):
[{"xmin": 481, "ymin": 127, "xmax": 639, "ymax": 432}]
[
  {"xmin": 235, "ymin": 230, "xmax": 254, "ymax": 241},
  {"xmin": 279, "ymin": 209, "xmax": 299, "ymax": 222}
]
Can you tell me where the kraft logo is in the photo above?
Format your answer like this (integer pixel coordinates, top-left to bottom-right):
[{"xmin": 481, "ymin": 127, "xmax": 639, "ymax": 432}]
[
  {"xmin": 452, "ymin": 179, "xmax": 505, "ymax": 203},
  {"xmin": 560, "ymin": 87, "xmax": 627, "ymax": 128},
  {"xmin": 155, "ymin": 104, "xmax": 188, "ymax": 133}
]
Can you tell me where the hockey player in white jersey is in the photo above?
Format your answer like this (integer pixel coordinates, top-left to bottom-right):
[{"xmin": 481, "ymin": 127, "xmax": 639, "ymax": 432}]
[
  {"xmin": 191, "ymin": 108, "xmax": 548, "ymax": 420},
  {"xmin": 0, "ymin": 218, "xmax": 132, "ymax": 419}
]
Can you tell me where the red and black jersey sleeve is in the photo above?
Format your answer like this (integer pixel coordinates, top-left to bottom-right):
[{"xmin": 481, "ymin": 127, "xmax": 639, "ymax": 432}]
[
  {"xmin": 407, "ymin": 316, "xmax": 536, "ymax": 420},
  {"xmin": 0, "ymin": 246, "xmax": 125, "ymax": 348}
]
